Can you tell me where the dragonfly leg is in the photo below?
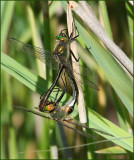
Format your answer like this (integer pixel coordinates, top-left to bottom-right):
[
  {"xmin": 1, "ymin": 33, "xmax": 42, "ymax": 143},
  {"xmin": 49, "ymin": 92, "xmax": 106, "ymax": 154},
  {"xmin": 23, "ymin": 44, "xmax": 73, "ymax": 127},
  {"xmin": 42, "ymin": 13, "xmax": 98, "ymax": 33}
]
[
  {"xmin": 53, "ymin": 87, "xmax": 63, "ymax": 92},
  {"xmin": 56, "ymin": 87, "xmax": 67, "ymax": 103},
  {"xmin": 60, "ymin": 28, "xmax": 68, "ymax": 33},
  {"xmin": 69, "ymin": 19, "xmax": 79, "ymax": 40},
  {"xmin": 40, "ymin": 88, "xmax": 60, "ymax": 99},
  {"xmin": 70, "ymin": 49, "xmax": 80, "ymax": 62},
  {"xmin": 54, "ymin": 88, "xmax": 60, "ymax": 102},
  {"xmin": 40, "ymin": 93, "xmax": 44, "ymax": 99}
]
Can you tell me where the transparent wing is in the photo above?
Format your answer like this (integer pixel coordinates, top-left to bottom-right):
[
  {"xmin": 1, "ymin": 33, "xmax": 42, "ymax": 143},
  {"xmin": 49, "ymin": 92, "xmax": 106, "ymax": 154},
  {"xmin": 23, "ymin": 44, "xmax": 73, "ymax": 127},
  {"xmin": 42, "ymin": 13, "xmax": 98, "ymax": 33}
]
[
  {"xmin": 59, "ymin": 56, "xmax": 99, "ymax": 91},
  {"xmin": 65, "ymin": 118, "xmax": 114, "ymax": 137},
  {"xmin": 72, "ymin": 60, "xmax": 93, "ymax": 76},
  {"xmin": 12, "ymin": 106, "xmax": 94, "ymax": 139},
  {"xmin": 8, "ymin": 37, "xmax": 99, "ymax": 90},
  {"xmin": 57, "ymin": 120, "xmax": 94, "ymax": 139},
  {"xmin": 13, "ymin": 106, "xmax": 109, "ymax": 139},
  {"xmin": 8, "ymin": 37, "xmax": 59, "ymax": 69}
]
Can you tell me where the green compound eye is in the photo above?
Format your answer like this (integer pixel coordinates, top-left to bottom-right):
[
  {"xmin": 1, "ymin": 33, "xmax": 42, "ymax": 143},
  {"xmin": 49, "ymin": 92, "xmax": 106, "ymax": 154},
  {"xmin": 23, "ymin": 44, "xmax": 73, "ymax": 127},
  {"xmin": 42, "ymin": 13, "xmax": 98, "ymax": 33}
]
[{"xmin": 56, "ymin": 35, "xmax": 61, "ymax": 40}]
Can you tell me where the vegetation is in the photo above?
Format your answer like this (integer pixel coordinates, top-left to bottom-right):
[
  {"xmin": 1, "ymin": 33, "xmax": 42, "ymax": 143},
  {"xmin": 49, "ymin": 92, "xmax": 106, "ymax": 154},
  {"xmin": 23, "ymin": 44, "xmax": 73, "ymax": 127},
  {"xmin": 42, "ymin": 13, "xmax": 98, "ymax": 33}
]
[{"xmin": 1, "ymin": 1, "xmax": 133, "ymax": 159}]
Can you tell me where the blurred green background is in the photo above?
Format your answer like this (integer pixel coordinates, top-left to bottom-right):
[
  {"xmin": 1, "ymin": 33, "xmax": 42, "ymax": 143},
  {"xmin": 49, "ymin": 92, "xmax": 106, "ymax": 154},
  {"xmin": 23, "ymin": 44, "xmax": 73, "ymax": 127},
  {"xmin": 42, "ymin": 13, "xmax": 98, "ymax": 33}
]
[{"xmin": 1, "ymin": 1, "xmax": 133, "ymax": 159}]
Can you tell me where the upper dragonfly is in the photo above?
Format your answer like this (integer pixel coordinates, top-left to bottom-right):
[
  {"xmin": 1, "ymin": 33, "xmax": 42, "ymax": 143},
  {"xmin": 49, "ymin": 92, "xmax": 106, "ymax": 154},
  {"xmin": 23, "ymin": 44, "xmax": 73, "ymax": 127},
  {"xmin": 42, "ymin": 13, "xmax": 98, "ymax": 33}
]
[{"xmin": 8, "ymin": 27, "xmax": 99, "ymax": 91}]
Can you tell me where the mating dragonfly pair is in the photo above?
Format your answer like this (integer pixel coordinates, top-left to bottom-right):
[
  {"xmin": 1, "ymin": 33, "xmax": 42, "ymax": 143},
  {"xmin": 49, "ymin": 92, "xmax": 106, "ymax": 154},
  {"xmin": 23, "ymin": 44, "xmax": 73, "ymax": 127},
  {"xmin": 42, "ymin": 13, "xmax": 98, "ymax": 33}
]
[{"xmin": 9, "ymin": 25, "xmax": 113, "ymax": 138}]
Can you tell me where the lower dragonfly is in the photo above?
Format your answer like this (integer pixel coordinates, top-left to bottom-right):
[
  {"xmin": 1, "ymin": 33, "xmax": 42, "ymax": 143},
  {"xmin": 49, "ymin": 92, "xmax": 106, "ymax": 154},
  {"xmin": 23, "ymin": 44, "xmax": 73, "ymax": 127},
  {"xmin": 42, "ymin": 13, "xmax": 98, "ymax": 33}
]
[
  {"xmin": 8, "ymin": 24, "xmax": 99, "ymax": 92},
  {"xmin": 14, "ymin": 64, "xmax": 113, "ymax": 139},
  {"xmin": 38, "ymin": 64, "xmax": 78, "ymax": 117}
]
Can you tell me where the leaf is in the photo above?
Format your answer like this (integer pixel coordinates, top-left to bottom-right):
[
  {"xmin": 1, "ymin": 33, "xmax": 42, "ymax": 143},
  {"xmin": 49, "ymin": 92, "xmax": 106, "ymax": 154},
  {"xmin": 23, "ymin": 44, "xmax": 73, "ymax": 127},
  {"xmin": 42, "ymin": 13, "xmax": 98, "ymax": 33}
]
[{"xmin": 95, "ymin": 146, "xmax": 129, "ymax": 154}]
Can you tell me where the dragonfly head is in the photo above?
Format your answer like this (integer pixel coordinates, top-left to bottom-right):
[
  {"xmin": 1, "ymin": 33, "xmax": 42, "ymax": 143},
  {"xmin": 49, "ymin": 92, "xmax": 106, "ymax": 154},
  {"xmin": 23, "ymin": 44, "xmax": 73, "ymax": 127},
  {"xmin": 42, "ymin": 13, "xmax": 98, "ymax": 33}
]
[
  {"xmin": 44, "ymin": 102, "xmax": 55, "ymax": 113},
  {"xmin": 56, "ymin": 32, "xmax": 68, "ymax": 43},
  {"xmin": 39, "ymin": 100, "xmax": 55, "ymax": 113}
]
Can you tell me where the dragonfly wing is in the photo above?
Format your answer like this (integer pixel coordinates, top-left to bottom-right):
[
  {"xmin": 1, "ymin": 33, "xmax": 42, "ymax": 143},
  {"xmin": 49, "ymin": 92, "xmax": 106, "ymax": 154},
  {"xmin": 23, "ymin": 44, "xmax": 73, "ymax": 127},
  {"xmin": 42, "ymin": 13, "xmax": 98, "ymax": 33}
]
[
  {"xmin": 72, "ymin": 60, "xmax": 93, "ymax": 76},
  {"xmin": 8, "ymin": 37, "xmax": 99, "ymax": 90},
  {"xmin": 8, "ymin": 37, "xmax": 59, "ymax": 70},
  {"xmin": 65, "ymin": 118, "xmax": 114, "ymax": 137},
  {"xmin": 57, "ymin": 120, "xmax": 95, "ymax": 139},
  {"xmin": 59, "ymin": 56, "xmax": 99, "ymax": 90},
  {"xmin": 71, "ymin": 60, "xmax": 99, "ymax": 90}
]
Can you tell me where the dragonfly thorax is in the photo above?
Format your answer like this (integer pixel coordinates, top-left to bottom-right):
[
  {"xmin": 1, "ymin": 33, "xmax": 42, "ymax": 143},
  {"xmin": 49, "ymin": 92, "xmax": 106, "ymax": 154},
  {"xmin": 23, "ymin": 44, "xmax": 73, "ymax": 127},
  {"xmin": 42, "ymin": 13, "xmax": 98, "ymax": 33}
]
[
  {"xmin": 49, "ymin": 103, "xmax": 68, "ymax": 120},
  {"xmin": 54, "ymin": 44, "xmax": 67, "ymax": 56}
]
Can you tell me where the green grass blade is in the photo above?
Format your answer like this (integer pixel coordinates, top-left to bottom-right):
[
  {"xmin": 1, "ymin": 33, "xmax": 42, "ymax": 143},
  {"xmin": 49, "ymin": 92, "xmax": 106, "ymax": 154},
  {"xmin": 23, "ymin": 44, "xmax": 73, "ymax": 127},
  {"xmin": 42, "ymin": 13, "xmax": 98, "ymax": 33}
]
[
  {"xmin": 99, "ymin": 1, "xmax": 113, "ymax": 40},
  {"xmin": 1, "ymin": 1, "xmax": 15, "ymax": 50},
  {"xmin": 125, "ymin": 2, "xmax": 133, "ymax": 52},
  {"xmin": 87, "ymin": 108, "xmax": 133, "ymax": 152},
  {"xmin": 99, "ymin": 1, "xmax": 131, "ymax": 133},
  {"xmin": 95, "ymin": 146, "xmax": 129, "ymax": 154}
]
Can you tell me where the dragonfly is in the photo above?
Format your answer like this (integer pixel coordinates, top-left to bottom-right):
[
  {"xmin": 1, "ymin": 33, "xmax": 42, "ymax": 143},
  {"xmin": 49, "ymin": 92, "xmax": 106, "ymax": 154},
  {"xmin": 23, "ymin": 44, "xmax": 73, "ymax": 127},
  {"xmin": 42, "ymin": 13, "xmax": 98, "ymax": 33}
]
[
  {"xmin": 8, "ymin": 26, "xmax": 99, "ymax": 92},
  {"xmin": 14, "ymin": 99, "xmax": 113, "ymax": 139},
  {"xmin": 14, "ymin": 64, "xmax": 113, "ymax": 139}
]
